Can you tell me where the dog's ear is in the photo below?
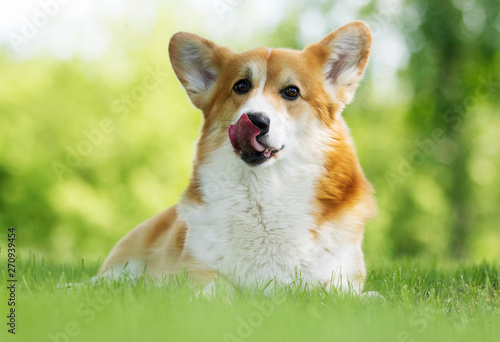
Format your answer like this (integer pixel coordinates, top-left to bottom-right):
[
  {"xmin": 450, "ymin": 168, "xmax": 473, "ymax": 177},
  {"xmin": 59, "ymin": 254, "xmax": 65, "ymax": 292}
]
[
  {"xmin": 169, "ymin": 32, "xmax": 232, "ymax": 109},
  {"xmin": 305, "ymin": 21, "xmax": 372, "ymax": 105}
]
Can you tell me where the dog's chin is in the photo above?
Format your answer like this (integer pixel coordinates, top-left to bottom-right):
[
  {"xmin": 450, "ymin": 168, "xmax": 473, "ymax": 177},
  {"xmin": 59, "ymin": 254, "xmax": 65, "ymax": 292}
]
[{"xmin": 237, "ymin": 145, "xmax": 285, "ymax": 167}]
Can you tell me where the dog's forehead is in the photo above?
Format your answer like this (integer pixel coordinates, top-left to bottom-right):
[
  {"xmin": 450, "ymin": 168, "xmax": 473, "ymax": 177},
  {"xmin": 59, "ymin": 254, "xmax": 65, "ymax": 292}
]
[{"xmin": 229, "ymin": 48, "xmax": 307, "ymax": 83}]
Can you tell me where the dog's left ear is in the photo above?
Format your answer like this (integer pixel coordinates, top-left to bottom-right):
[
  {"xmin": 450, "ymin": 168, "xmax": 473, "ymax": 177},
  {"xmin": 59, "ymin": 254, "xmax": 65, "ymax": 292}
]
[
  {"xmin": 169, "ymin": 32, "xmax": 232, "ymax": 109},
  {"xmin": 305, "ymin": 21, "xmax": 372, "ymax": 105}
]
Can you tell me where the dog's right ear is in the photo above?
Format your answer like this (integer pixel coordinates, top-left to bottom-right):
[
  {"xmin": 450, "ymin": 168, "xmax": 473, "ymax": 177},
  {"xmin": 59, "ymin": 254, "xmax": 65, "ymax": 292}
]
[{"xmin": 169, "ymin": 32, "xmax": 232, "ymax": 109}]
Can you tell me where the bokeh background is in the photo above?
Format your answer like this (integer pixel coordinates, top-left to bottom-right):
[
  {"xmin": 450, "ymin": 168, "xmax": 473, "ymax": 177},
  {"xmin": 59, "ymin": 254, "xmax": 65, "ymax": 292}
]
[{"xmin": 0, "ymin": 0, "xmax": 499, "ymax": 263}]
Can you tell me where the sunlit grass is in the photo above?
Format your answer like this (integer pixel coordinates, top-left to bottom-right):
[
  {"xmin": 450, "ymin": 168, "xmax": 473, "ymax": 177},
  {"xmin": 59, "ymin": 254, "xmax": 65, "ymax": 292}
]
[{"xmin": 1, "ymin": 256, "xmax": 499, "ymax": 342}]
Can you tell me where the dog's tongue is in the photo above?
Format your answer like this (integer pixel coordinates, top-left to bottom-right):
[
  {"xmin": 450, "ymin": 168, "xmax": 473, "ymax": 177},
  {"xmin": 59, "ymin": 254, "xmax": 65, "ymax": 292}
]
[{"xmin": 228, "ymin": 113, "xmax": 266, "ymax": 153}]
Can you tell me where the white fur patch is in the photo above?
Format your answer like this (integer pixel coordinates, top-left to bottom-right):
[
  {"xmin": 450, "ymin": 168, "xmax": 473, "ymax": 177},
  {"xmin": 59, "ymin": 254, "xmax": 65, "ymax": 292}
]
[{"xmin": 178, "ymin": 115, "xmax": 365, "ymax": 292}]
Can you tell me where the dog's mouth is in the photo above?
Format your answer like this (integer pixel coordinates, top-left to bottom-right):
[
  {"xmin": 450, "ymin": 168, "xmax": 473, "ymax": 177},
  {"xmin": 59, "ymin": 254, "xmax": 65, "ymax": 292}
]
[
  {"xmin": 238, "ymin": 145, "xmax": 285, "ymax": 166},
  {"xmin": 228, "ymin": 113, "xmax": 284, "ymax": 166}
]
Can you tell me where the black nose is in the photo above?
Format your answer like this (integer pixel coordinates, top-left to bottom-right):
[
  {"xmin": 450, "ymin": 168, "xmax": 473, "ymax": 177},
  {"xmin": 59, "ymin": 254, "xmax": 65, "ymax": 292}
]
[{"xmin": 247, "ymin": 113, "xmax": 270, "ymax": 135}]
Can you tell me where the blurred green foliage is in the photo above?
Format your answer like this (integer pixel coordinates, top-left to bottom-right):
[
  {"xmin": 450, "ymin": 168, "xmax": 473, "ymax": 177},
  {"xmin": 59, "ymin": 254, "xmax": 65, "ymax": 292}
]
[{"xmin": 0, "ymin": 0, "xmax": 499, "ymax": 262}]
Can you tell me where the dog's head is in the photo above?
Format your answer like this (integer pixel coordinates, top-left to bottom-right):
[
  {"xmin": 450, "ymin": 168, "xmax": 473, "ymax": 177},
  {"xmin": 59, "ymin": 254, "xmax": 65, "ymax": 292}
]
[{"xmin": 169, "ymin": 21, "xmax": 371, "ymax": 168}]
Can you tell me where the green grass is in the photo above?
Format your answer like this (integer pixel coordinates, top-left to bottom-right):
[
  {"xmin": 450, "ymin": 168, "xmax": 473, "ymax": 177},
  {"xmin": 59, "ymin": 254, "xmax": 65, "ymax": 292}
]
[{"xmin": 1, "ymin": 256, "xmax": 499, "ymax": 342}]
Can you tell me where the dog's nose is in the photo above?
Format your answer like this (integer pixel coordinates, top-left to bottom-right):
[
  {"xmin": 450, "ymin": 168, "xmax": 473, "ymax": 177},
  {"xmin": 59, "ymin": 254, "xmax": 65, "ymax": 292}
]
[{"xmin": 246, "ymin": 113, "xmax": 270, "ymax": 135}]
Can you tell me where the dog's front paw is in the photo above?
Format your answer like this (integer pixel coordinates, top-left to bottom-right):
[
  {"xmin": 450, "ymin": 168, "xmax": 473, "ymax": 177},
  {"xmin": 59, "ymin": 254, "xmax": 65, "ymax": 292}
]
[
  {"xmin": 193, "ymin": 280, "xmax": 235, "ymax": 303},
  {"xmin": 360, "ymin": 291, "xmax": 385, "ymax": 301}
]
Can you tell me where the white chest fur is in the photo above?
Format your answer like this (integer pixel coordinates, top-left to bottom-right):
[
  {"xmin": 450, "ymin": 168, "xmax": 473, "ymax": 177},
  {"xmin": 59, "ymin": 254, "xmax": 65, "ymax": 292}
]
[{"xmin": 178, "ymin": 144, "xmax": 364, "ymax": 289}]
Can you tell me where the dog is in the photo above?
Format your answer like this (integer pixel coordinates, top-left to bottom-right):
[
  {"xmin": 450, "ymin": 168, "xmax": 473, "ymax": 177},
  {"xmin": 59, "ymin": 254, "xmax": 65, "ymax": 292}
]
[{"xmin": 99, "ymin": 21, "xmax": 377, "ymax": 294}]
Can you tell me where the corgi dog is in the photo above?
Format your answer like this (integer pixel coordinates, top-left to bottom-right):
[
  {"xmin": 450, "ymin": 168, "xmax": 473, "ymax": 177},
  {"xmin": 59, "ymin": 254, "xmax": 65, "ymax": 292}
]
[{"xmin": 99, "ymin": 21, "xmax": 377, "ymax": 293}]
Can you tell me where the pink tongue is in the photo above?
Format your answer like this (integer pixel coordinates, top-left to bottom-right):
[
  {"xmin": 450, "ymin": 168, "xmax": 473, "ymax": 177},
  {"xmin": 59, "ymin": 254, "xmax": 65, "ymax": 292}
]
[{"xmin": 228, "ymin": 113, "xmax": 266, "ymax": 153}]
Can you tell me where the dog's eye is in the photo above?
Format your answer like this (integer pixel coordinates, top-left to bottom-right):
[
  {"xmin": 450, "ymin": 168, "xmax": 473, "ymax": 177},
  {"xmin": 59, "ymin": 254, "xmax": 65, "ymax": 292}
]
[
  {"xmin": 281, "ymin": 86, "xmax": 300, "ymax": 100},
  {"xmin": 233, "ymin": 79, "xmax": 252, "ymax": 94}
]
